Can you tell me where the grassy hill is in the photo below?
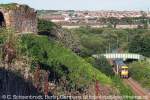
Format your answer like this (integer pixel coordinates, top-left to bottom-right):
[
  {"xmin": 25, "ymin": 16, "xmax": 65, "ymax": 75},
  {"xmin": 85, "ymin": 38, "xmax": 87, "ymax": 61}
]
[
  {"xmin": 0, "ymin": 29, "xmax": 113, "ymax": 94},
  {"xmin": 19, "ymin": 34, "xmax": 135, "ymax": 97},
  {"xmin": 19, "ymin": 34, "xmax": 112, "ymax": 85},
  {"xmin": 0, "ymin": 28, "xmax": 135, "ymax": 97}
]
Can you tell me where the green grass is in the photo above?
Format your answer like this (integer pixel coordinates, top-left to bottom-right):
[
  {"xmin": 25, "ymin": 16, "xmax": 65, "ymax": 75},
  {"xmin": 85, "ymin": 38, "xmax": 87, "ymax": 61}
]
[
  {"xmin": 112, "ymin": 76, "xmax": 135, "ymax": 99},
  {"xmin": 84, "ymin": 56, "xmax": 135, "ymax": 98},
  {"xmin": 129, "ymin": 61, "xmax": 150, "ymax": 89},
  {"xmin": 0, "ymin": 29, "xmax": 135, "ymax": 96},
  {"xmin": 18, "ymin": 34, "xmax": 112, "ymax": 88}
]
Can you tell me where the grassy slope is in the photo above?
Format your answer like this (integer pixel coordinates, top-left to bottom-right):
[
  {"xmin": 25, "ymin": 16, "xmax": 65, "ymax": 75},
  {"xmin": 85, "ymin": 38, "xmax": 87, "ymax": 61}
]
[
  {"xmin": 129, "ymin": 61, "xmax": 150, "ymax": 89},
  {"xmin": 84, "ymin": 57, "xmax": 134, "ymax": 97},
  {"xmin": 19, "ymin": 34, "xmax": 112, "ymax": 87},
  {"xmin": 0, "ymin": 30, "xmax": 134, "ymax": 97}
]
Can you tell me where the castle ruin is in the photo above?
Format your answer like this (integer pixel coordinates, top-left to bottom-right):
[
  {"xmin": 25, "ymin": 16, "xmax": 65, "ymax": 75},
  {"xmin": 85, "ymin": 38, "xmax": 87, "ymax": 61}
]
[{"xmin": 0, "ymin": 3, "xmax": 37, "ymax": 33}]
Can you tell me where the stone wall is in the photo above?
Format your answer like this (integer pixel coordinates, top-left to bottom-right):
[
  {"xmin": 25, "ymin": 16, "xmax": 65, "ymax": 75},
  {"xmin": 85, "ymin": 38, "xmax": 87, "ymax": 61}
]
[
  {"xmin": 0, "ymin": 4, "xmax": 37, "ymax": 33},
  {"xmin": 0, "ymin": 68, "xmax": 41, "ymax": 95}
]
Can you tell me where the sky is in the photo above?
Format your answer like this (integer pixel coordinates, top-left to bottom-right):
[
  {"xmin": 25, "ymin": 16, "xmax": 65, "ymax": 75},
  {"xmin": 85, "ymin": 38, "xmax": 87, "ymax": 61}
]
[{"xmin": 0, "ymin": 0, "xmax": 150, "ymax": 11}]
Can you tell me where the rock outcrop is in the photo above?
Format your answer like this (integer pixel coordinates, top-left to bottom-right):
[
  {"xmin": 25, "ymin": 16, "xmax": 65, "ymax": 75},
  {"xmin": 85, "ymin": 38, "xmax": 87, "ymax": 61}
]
[{"xmin": 0, "ymin": 68, "xmax": 41, "ymax": 96}]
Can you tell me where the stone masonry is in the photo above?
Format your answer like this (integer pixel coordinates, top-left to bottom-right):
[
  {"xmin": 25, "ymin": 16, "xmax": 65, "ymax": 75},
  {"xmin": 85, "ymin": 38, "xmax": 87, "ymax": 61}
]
[{"xmin": 0, "ymin": 3, "xmax": 37, "ymax": 33}]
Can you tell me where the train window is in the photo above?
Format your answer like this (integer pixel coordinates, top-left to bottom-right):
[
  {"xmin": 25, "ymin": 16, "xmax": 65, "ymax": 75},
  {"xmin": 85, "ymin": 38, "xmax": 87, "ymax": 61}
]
[{"xmin": 122, "ymin": 68, "xmax": 128, "ymax": 71}]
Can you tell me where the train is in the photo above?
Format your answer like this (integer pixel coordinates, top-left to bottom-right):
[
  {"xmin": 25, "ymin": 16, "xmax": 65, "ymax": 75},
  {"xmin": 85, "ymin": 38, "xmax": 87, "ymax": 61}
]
[{"xmin": 113, "ymin": 59, "xmax": 129, "ymax": 78}]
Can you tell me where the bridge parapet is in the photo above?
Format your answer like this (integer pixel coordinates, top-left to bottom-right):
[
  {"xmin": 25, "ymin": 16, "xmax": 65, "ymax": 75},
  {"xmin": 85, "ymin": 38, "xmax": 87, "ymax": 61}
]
[{"xmin": 93, "ymin": 53, "xmax": 145, "ymax": 60}]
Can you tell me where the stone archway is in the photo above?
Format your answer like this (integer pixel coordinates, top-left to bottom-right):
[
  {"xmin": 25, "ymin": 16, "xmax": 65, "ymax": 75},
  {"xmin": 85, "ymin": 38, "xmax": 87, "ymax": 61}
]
[{"xmin": 0, "ymin": 12, "xmax": 5, "ymax": 27}]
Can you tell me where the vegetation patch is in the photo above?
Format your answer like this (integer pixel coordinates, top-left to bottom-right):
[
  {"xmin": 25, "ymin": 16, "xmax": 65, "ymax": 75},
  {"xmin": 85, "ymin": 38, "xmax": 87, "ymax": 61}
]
[
  {"xmin": 84, "ymin": 56, "xmax": 134, "ymax": 97},
  {"xmin": 129, "ymin": 33, "xmax": 150, "ymax": 57},
  {"xmin": 0, "ymin": 28, "xmax": 136, "ymax": 96},
  {"xmin": 129, "ymin": 61, "xmax": 150, "ymax": 89},
  {"xmin": 19, "ymin": 34, "xmax": 112, "ymax": 85},
  {"xmin": 0, "ymin": 3, "xmax": 30, "ymax": 10}
]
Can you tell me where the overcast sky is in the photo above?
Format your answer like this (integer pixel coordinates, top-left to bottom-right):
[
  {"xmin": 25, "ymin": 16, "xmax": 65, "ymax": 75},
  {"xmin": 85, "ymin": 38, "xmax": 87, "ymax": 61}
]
[{"xmin": 1, "ymin": 0, "xmax": 150, "ymax": 11}]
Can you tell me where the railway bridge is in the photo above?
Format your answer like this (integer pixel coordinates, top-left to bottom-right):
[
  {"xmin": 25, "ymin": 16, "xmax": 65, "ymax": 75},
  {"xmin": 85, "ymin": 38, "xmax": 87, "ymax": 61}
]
[{"xmin": 92, "ymin": 53, "xmax": 145, "ymax": 60}]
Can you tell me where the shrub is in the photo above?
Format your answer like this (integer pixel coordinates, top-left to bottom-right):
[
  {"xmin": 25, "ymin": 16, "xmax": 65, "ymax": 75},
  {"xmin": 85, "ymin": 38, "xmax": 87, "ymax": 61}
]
[
  {"xmin": 129, "ymin": 61, "xmax": 150, "ymax": 89},
  {"xmin": 38, "ymin": 19, "xmax": 56, "ymax": 35},
  {"xmin": 93, "ymin": 56, "xmax": 114, "ymax": 76},
  {"xmin": 18, "ymin": 34, "xmax": 113, "ymax": 90}
]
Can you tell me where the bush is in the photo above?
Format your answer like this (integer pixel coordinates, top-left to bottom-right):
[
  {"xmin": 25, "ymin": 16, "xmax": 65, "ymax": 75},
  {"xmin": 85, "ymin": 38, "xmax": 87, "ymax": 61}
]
[
  {"xmin": 71, "ymin": 27, "xmax": 131, "ymax": 55},
  {"xmin": 91, "ymin": 56, "xmax": 114, "ymax": 76},
  {"xmin": 84, "ymin": 56, "xmax": 114, "ymax": 76},
  {"xmin": 38, "ymin": 19, "xmax": 56, "ymax": 35},
  {"xmin": 18, "ymin": 34, "xmax": 113, "ymax": 90},
  {"xmin": 129, "ymin": 61, "xmax": 150, "ymax": 89},
  {"xmin": 0, "ymin": 29, "xmax": 135, "ymax": 96},
  {"xmin": 112, "ymin": 76, "xmax": 135, "ymax": 98},
  {"xmin": 129, "ymin": 33, "xmax": 150, "ymax": 57},
  {"xmin": 85, "ymin": 56, "xmax": 134, "ymax": 97}
]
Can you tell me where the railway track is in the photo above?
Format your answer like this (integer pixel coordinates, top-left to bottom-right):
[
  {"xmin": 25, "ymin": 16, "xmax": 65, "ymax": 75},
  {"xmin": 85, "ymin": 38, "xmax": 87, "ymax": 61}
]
[
  {"xmin": 113, "ymin": 68, "xmax": 149, "ymax": 99},
  {"xmin": 123, "ymin": 78, "xmax": 149, "ymax": 100}
]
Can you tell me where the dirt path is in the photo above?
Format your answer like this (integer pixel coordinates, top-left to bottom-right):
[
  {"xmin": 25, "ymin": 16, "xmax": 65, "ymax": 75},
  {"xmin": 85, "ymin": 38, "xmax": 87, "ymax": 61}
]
[{"xmin": 124, "ymin": 78, "xmax": 150, "ymax": 100}]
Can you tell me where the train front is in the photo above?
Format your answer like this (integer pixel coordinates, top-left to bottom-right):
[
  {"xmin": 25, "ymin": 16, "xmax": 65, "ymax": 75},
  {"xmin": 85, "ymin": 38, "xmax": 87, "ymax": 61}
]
[
  {"xmin": 120, "ymin": 65, "xmax": 129, "ymax": 78},
  {"xmin": 114, "ymin": 59, "xmax": 129, "ymax": 79}
]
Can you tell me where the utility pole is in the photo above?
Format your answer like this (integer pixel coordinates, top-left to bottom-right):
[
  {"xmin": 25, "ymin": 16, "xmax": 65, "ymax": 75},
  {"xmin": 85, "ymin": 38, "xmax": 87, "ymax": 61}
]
[
  {"xmin": 109, "ymin": 42, "xmax": 111, "ymax": 53},
  {"xmin": 116, "ymin": 38, "xmax": 119, "ymax": 53}
]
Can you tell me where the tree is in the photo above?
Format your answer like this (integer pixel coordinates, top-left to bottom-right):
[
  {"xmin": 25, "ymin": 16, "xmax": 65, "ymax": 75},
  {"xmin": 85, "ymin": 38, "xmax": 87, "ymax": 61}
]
[
  {"xmin": 94, "ymin": 56, "xmax": 114, "ymax": 76},
  {"xmin": 140, "ymin": 11, "xmax": 148, "ymax": 29},
  {"xmin": 107, "ymin": 17, "xmax": 120, "ymax": 28},
  {"xmin": 38, "ymin": 19, "xmax": 56, "ymax": 35},
  {"xmin": 129, "ymin": 33, "xmax": 150, "ymax": 57}
]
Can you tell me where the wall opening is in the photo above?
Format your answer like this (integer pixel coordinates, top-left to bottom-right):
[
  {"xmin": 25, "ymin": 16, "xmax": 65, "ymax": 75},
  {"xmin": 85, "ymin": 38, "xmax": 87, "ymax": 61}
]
[{"xmin": 0, "ymin": 12, "xmax": 5, "ymax": 27}]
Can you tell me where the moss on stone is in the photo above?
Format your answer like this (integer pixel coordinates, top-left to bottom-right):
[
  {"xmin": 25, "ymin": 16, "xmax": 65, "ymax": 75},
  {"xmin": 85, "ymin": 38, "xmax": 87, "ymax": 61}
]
[{"xmin": 0, "ymin": 3, "xmax": 30, "ymax": 10}]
